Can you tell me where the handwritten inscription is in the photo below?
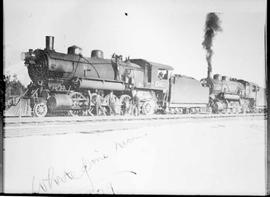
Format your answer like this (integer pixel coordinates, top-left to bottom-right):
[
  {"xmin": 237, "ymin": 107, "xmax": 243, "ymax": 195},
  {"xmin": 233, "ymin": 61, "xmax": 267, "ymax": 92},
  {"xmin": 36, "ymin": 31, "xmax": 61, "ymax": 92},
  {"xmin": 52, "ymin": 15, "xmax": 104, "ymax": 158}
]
[
  {"xmin": 32, "ymin": 132, "xmax": 147, "ymax": 194},
  {"xmin": 115, "ymin": 133, "xmax": 147, "ymax": 151},
  {"xmin": 32, "ymin": 167, "xmax": 77, "ymax": 193}
]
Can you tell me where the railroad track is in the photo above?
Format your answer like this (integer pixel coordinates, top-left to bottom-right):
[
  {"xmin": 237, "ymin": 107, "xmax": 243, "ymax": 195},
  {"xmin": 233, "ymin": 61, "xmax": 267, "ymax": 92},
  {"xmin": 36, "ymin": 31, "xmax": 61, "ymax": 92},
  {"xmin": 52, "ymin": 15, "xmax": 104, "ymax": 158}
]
[
  {"xmin": 3, "ymin": 113, "xmax": 267, "ymax": 138},
  {"xmin": 4, "ymin": 112, "xmax": 267, "ymax": 126}
]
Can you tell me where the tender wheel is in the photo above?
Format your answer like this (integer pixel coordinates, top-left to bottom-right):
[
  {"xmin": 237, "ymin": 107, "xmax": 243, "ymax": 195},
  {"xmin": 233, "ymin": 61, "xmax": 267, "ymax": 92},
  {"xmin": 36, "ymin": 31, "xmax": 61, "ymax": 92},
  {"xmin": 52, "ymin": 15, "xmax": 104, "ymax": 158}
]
[
  {"xmin": 184, "ymin": 108, "xmax": 190, "ymax": 114},
  {"xmin": 142, "ymin": 101, "xmax": 156, "ymax": 115},
  {"xmin": 33, "ymin": 102, "xmax": 48, "ymax": 117}
]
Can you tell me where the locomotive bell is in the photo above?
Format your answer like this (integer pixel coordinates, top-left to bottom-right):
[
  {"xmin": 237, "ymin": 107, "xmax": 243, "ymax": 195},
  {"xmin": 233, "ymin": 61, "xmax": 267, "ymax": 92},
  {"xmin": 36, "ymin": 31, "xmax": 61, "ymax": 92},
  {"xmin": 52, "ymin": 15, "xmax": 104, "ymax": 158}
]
[
  {"xmin": 45, "ymin": 36, "xmax": 54, "ymax": 51},
  {"xmin": 91, "ymin": 50, "xmax": 104, "ymax": 59}
]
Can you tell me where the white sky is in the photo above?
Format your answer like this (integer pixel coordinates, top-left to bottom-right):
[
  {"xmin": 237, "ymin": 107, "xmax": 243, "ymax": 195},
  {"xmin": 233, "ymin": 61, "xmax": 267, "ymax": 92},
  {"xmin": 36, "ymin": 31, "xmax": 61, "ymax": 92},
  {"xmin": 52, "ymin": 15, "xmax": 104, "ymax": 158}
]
[{"xmin": 4, "ymin": 0, "xmax": 267, "ymax": 87}]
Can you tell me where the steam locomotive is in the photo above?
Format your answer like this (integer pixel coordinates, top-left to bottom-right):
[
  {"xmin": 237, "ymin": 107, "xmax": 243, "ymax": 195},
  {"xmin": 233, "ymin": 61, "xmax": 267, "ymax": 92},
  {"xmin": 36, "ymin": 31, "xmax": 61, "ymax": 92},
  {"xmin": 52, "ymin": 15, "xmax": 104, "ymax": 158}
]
[{"xmin": 20, "ymin": 36, "xmax": 266, "ymax": 117}]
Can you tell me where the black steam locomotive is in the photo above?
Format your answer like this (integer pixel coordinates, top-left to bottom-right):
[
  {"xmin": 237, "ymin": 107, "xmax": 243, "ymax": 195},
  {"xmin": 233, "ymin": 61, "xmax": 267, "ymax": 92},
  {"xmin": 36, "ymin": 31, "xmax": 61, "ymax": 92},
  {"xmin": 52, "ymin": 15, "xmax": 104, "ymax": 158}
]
[
  {"xmin": 20, "ymin": 36, "xmax": 265, "ymax": 117},
  {"xmin": 201, "ymin": 74, "xmax": 266, "ymax": 114}
]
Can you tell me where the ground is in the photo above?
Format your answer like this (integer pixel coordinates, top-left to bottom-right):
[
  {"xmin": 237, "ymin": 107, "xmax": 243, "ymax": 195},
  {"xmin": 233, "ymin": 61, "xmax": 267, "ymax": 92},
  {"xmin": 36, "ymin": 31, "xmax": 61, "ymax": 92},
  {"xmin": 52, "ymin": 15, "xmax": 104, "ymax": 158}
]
[{"xmin": 4, "ymin": 117, "xmax": 267, "ymax": 195}]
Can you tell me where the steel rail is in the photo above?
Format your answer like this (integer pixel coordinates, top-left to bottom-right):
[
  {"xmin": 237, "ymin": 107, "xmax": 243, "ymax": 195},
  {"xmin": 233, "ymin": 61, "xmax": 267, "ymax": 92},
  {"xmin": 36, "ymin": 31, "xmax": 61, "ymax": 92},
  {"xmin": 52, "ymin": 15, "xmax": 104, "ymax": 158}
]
[
  {"xmin": 4, "ymin": 113, "xmax": 266, "ymax": 138},
  {"xmin": 4, "ymin": 113, "xmax": 267, "ymax": 126}
]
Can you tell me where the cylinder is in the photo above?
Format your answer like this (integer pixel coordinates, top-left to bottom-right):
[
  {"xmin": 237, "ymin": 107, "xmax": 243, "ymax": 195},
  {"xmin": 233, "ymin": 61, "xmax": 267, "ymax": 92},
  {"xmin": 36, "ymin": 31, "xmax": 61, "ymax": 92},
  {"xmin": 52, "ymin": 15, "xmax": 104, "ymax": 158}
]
[
  {"xmin": 47, "ymin": 94, "xmax": 73, "ymax": 112},
  {"xmin": 45, "ymin": 36, "xmax": 54, "ymax": 51},
  {"xmin": 91, "ymin": 50, "xmax": 104, "ymax": 58}
]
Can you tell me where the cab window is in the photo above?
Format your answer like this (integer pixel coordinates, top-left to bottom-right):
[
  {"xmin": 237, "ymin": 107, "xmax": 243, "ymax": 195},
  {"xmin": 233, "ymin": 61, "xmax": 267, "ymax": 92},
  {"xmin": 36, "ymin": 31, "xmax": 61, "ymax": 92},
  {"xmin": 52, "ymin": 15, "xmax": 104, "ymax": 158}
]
[
  {"xmin": 252, "ymin": 85, "xmax": 257, "ymax": 92},
  {"xmin": 157, "ymin": 69, "xmax": 168, "ymax": 80}
]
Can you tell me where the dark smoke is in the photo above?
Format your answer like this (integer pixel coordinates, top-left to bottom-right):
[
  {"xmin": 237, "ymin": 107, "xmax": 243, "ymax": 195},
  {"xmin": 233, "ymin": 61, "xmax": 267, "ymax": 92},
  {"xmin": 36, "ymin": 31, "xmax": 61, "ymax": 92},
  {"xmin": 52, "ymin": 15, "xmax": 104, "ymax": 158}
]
[{"xmin": 202, "ymin": 12, "xmax": 222, "ymax": 78}]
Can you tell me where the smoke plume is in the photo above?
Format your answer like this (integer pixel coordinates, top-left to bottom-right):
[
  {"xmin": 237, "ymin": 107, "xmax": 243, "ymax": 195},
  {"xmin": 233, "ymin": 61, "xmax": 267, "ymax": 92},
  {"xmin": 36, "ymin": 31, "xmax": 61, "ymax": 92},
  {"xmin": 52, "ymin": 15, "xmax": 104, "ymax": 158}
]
[{"xmin": 202, "ymin": 12, "xmax": 222, "ymax": 78}]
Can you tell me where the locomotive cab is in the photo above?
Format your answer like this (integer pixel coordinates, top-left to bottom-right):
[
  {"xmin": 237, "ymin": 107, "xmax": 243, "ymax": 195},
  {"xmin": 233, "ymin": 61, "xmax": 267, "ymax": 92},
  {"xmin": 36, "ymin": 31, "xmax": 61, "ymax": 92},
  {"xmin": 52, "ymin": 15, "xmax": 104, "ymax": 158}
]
[{"xmin": 129, "ymin": 59, "xmax": 173, "ymax": 90}]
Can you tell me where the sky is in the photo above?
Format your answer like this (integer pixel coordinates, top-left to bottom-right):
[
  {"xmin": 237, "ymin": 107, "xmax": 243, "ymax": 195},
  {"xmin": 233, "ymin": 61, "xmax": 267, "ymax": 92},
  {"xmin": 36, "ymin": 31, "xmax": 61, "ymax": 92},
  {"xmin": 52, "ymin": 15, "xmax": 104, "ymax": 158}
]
[{"xmin": 4, "ymin": 0, "xmax": 267, "ymax": 87}]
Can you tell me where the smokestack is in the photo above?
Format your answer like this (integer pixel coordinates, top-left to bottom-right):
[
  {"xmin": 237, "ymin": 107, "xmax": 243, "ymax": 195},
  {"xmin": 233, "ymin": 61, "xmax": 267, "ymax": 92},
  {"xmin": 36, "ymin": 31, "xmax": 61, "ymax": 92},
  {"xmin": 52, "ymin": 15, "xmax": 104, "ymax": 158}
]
[
  {"xmin": 45, "ymin": 36, "xmax": 54, "ymax": 51},
  {"xmin": 202, "ymin": 13, "xmax": 222, "ymax": 79}
]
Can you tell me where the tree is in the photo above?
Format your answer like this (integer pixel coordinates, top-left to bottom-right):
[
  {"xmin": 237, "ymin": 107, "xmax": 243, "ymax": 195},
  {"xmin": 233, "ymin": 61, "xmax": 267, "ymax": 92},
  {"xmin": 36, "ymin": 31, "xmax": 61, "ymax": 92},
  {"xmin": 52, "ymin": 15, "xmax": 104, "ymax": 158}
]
[{"xmin": 4, "ymin": 74, "xmax": 27, "ymax": 108}]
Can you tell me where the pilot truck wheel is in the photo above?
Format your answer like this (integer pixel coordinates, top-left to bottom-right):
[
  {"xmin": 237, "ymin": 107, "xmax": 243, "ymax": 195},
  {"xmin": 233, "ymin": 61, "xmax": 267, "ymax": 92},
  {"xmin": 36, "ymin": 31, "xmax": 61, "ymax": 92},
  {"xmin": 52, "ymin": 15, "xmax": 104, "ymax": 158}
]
[{"xmin": 33, "ymin": 102, "xmax": 48, "ymax": 117}]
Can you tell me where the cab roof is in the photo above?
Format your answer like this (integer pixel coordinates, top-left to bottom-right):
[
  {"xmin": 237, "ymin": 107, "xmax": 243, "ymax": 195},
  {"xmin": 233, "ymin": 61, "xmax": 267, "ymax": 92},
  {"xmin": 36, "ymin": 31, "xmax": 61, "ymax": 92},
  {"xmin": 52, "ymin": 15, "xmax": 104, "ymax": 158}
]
[{"xmin": 130, "ymin": 59, "xmax": 174, "ymax": 70}]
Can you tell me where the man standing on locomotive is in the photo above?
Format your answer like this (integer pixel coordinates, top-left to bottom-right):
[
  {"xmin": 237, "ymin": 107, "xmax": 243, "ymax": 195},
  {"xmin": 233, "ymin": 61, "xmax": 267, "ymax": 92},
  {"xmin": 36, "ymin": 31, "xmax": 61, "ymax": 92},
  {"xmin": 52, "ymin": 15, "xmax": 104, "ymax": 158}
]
[{"xmin": 111, "ymin": 53, "xmax": 121, "ymax": 81}]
